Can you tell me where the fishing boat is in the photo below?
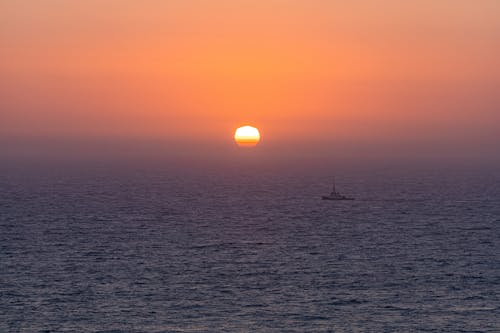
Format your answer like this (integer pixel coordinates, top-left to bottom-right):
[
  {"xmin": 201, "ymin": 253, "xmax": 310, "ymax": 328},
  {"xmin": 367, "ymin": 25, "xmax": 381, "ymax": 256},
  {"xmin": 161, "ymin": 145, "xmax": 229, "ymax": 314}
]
[{"xmin": 322, "ymin": 178, "xmax": 354, "ymax": 200}]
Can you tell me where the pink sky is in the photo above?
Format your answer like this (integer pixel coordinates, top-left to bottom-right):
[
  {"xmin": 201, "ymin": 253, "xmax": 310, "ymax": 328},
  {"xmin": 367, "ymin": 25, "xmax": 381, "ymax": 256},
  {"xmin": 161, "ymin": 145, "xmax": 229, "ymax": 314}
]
[{"xmin": 1, "ymin": 1, "xmax": 499, "ymax": 164}]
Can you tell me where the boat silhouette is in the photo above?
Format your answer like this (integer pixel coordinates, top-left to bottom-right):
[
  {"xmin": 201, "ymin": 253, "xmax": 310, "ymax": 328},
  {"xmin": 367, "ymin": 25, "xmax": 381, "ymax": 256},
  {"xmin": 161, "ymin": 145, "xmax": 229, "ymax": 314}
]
[{"xmin": 322, "ymin": 178, "xmax": 354, "ymax": 200}]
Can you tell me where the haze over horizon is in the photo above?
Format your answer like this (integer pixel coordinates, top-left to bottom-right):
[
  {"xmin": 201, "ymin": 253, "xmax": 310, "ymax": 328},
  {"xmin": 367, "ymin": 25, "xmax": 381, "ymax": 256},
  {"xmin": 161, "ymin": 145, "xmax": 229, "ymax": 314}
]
[{"xmin": 1, "ymin": 1, "xmax": 499, "ymax": 166}]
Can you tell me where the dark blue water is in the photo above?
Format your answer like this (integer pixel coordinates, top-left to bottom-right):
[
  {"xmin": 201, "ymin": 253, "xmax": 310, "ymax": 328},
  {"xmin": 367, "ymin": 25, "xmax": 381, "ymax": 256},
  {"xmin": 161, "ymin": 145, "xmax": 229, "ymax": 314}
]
[{"xmin": 1, "ymin": 167, "xmax": 499, "ymax": 332}]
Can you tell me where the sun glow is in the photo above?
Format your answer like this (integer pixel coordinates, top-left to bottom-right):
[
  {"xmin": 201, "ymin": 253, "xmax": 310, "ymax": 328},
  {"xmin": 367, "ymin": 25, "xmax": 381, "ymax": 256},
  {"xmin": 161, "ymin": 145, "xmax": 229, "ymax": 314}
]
[{"xmin": 234, "ymin": 126, "xmax": 261, "ymax": 147}]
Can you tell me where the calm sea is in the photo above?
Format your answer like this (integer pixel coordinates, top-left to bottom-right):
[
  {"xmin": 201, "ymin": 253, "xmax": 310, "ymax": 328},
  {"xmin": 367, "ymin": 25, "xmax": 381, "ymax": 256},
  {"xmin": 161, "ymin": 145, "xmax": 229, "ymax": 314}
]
[{"xmin": 1, "ymin": 166, "xmax": 499, "ymax": 332}]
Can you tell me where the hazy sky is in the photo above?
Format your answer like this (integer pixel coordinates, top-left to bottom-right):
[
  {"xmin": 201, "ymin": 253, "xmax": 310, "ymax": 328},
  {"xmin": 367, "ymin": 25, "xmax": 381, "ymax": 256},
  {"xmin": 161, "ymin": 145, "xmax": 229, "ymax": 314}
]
[{"xmin": 1, "ymin": 1, "xmax": 499, "ymax": 164}]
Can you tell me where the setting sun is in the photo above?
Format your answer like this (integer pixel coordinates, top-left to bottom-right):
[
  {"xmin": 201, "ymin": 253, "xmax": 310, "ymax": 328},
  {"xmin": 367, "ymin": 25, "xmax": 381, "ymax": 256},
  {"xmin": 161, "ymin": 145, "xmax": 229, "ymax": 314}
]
[{"xmin": 234, "ymin": 126, "xmax": 261, "ymax": 147}]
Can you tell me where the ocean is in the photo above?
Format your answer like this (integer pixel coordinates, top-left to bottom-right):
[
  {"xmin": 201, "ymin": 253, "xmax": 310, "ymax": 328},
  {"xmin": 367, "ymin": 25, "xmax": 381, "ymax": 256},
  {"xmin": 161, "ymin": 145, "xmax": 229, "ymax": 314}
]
[{"xmin": 1, "ymin": 165, "xmax": 499, "ymax": 332}]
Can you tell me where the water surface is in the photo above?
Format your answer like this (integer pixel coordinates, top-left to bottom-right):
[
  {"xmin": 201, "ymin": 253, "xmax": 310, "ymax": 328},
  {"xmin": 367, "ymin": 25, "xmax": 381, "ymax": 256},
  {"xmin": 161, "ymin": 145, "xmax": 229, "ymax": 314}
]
[{"xmin": 1, "ymin": 167, "xmax": 499, "ymax": 332}]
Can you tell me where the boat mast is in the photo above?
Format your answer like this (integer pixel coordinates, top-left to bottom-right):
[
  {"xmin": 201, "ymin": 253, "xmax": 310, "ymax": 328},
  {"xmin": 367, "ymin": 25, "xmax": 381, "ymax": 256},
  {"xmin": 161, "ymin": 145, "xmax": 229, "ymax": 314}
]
[{"xmin": 332, "ymin": 176, "xmax": 336, "ymax": 193}]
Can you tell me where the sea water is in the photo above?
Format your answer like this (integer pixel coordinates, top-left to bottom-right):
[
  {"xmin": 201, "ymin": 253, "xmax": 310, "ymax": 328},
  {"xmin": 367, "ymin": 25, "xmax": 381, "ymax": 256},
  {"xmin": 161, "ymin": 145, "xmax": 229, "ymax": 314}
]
[{"xmin": 1, "ymin": 166, "xmax": 499, "ymax": 332}]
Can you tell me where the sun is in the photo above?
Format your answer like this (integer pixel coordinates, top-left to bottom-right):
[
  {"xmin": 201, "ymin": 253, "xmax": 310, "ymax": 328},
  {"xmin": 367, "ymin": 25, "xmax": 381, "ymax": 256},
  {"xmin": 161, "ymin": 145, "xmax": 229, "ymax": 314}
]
[{"xmin": 234, "ymin": 125, "xmax": 261, "ymax": 147}]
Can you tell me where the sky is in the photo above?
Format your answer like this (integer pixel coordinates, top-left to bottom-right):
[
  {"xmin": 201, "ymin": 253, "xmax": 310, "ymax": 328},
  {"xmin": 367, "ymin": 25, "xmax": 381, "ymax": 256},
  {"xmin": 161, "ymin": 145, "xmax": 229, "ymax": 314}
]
[{"xmin": 1, "ymin": 0, "xmax": 499, "ymax": 166}]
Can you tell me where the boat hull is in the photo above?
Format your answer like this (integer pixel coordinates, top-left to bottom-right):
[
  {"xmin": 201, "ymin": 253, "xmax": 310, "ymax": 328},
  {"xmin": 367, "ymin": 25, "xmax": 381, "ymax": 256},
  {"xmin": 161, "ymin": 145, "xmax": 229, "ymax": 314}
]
[{"xmin": 322, "ymin": 196, "xmax": 355, "ymax": 200}]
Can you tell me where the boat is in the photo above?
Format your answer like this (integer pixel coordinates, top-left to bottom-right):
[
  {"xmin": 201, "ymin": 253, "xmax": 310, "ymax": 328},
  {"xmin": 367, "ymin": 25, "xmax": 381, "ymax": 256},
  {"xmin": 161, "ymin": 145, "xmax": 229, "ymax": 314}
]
[{"xmin": 322, "ymin": 178, "xmax": 354, "ymax": 200}]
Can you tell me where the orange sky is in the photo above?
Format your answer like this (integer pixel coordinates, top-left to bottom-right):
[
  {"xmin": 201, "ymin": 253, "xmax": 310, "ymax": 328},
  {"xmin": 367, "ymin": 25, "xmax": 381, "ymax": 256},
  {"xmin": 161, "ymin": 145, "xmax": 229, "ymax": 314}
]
[{"xmin": 1, "ymin": 1, "xmax": 499, "ymax": 163}]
